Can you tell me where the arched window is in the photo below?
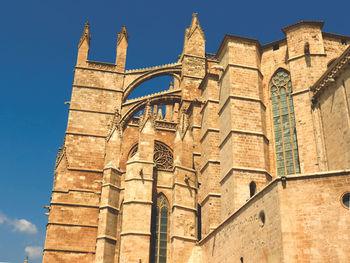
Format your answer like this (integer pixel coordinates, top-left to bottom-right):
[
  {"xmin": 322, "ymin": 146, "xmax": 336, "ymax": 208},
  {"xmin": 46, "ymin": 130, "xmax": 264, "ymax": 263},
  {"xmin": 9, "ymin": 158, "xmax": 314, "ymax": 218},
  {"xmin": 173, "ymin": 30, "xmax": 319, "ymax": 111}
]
[
  {"xmin": 127, "ymin": 141, "xmax": 173, "ymax": 170},
  {"xmin": 150, "ymin": 194, "xmax": 169, "ymax": 263},
  {"xmin": 249, "ymin": 181, "xmax": 256, "ymax": 197},
  {"xmin": 154, "ymin": 141, "xmax": 173, "ymax": 170},
  {"xmin": 271, "ymin": 69, "xmax": 301, "ymax": 175}
]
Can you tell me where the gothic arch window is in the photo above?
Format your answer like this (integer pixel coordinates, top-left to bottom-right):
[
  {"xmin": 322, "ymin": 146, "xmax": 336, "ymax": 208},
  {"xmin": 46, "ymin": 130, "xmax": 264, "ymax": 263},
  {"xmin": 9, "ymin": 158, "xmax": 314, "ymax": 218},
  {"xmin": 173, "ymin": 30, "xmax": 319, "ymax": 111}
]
[
  {"xmin": 150, "ymin": 194, "xmax": 169, "ymax": 263},
  {"xmin": 128, "ymin": 144, "xmax": 138, "ymax": 159},
  {"xmin": 154, "ymin": 141, "xmax": 173, "ymax": 170},
  {"xmin": 271, "ymin": 69, "xmax": 301, "ymax": 175},
  {"xmin": 128, "ymin": 141, "xmax": 173, "ymax": 170}
]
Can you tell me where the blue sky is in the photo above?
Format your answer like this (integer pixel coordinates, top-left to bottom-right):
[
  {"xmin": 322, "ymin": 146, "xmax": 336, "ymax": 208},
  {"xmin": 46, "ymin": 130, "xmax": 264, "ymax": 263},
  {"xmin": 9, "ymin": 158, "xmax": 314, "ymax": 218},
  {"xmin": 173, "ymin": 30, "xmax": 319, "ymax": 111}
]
[{"xmin": 1, "ymin": 0, "xmax": 349, "ymax": 262}]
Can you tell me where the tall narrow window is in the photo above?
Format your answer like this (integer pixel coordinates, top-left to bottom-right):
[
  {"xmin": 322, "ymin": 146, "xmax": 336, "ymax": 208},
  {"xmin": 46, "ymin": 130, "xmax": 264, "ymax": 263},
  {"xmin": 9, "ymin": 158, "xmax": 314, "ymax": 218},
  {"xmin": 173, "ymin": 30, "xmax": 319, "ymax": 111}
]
[
  {"xmin": 271, "ymin": 69, "xmax": 300, "ymax": 175},
  {"xmin": 249, "ymin": 181, "xmax": 256, "ymax": 197},
  {"xmin": 150, "ymin": 194, "xmax": 168, "ymax": 263}
]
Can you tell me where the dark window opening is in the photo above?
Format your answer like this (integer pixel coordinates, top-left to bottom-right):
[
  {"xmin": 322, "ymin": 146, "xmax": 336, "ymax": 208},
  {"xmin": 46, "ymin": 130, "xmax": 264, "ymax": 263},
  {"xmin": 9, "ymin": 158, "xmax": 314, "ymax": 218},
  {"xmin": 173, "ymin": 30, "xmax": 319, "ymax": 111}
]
[
  {"xmin": 342, "ymin": 193, "xmax": 350, "ymax": 209},
  {"xmin": 341, "ymin": 39, "xmax": 347, "ymax": 45},
  {"xmin": 249, "ymin": 181, "xmax": 256, "ymax": 198},
  {"xmin": 240, "ymin": 257, "xmax": 244, "ymax": 263},
  {"xmin": 259, "ymin": 211, "xmax": 266, "ymax": 227},
  {"xmin": 273, "ymin": 44, "xmax": 279, "ymax": 51},
  {"xmin": 197, "ymin": 204, "xmax": 202, "ymax": 241}
]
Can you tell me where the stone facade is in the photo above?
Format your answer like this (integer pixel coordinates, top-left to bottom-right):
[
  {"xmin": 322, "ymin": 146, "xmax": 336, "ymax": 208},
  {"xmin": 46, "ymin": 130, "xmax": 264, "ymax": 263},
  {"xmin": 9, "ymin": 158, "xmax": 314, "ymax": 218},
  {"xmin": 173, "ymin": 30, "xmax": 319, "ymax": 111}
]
[{"xmin": 43, "ymin": 15, "xmax": 350, "ymax": 263}]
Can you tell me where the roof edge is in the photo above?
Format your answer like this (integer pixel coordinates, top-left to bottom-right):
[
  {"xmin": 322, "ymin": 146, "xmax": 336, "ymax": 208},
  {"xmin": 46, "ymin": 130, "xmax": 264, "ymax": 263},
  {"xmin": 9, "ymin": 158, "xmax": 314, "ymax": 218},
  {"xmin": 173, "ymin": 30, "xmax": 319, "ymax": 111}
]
[
  {"xmin": 216, "ymin": 34, "xmax": 261, "ymax": 59},
  {"xmin": 311, "ymin": 44, "xmax": 350, "ymax": 102},
  {"xmin": 282, "ymin": 21, "xmax": 324, "ymax": 34}
]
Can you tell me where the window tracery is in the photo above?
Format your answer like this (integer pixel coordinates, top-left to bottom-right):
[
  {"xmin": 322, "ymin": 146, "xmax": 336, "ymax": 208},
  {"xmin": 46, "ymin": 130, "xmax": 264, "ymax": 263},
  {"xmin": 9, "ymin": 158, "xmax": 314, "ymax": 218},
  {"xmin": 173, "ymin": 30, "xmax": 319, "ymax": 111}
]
[
  {"xmin": 127, "ymin": 141, "xmax": 173, "ymax": 170},
  {"xmin": 153, "ymin": 142, "xmax": 173, "ymax": 170},
  {"xmin": 271, "ymin": 69, "xmax": 301, "ymax": 175}
]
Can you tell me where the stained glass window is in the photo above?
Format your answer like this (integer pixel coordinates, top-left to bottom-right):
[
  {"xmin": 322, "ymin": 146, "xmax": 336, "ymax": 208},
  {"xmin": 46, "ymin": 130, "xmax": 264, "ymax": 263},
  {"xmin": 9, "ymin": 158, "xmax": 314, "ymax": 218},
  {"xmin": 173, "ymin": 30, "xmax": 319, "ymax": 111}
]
[
  {"xmin": 271, "ymin": 69, "xmax": 300, "ymax": 175},
  {"xmin": 150, "ymin": 194, "xmax": 168, "ymax": 263}
]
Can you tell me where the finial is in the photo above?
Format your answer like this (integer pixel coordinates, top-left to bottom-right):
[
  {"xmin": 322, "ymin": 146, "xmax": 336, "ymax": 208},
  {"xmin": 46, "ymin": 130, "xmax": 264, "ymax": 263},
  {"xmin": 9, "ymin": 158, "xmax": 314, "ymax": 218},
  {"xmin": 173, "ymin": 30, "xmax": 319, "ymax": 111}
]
[
  {"xmin": 169, "ymin": 81, "xmax": 174, "ymax": 89},
  {"xmin": 79, "ymin": 21, "xmax": 91, "ymax": 48},
  {"xmin": 118, "ymin": 25, "xmax": 129, "ymax": 44}
]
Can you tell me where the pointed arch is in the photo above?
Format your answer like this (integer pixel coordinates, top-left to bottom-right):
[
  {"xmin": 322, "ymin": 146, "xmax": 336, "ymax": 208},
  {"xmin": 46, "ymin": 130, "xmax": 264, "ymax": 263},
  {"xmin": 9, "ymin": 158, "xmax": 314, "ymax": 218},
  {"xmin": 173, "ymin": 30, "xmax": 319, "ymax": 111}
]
[
  {"xmin": 270, "ymin": 68, "xmax": 301, "ymax": 175},
  {"xmin": 127, "ymin": 141, "xmax": 173, "ymax": 170},
  {"xmin": 150, "ymin": 193, "xmax": 169, "ymax": 263}
]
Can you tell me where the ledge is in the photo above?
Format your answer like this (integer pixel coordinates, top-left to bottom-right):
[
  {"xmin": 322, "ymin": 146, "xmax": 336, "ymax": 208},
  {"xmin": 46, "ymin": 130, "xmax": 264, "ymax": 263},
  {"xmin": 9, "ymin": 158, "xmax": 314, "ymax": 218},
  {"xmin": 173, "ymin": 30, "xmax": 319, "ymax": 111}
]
[
  {"xmin": 47, "ymin": 222, "xmax": 98, "ymax": 228},
  {"xmin": 199, "ymin": 193, "xmax": 221, "ymax": 206},
  {"xmin": 120, "ymin": 231, "xmax": 151, "ymax": 236},
  {"xmin": 72, "ymin": 84, "xmax": 123, "ymax": 93},
  {"xmin": 218, "ymin": 94, "xmax": 265, "ymax": 116},
  {"xmin": 171, "ymin": 235, "xmax": 197, "ymax": 242},
  {"xmin": 69, "ymin": 108, "xmax": 115, "ymax": 115},
  {"xmin": 172, "ymin": 203, "xmax": 197, "ymax": 212},
  {"xmin": 219, "ymin": 129, "xmax": 269, "ymax": 149},
  {"xmin": 96, "ymin": 235, "xmax": 117, "ymax": 242},
  {"xmin": 220, "ymin": 166, "xmax": 272, "ymax": 184},
  {"xmin": 44, "ymin": 248, "xmax": 95, "ymax": 254},
  {"xmin": 50, "ymin": 202, "xmax": 99, "ymax": 209}
]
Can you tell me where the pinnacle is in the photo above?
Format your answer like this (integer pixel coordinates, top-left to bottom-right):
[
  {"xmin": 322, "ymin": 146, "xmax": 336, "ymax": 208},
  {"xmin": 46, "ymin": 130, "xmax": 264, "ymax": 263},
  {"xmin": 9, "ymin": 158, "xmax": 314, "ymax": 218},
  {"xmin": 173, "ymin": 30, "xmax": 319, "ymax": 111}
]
[
  {"xmin": 118, "ymin": 25, "xmax": 129, "ymax": 43},
  {"xmin": 79, "ymin": 21, "xmax": 91, "ymax": 47},
  {"xmin": 187, "ymin": 12, "xmax": 204, "ymax": 38}
]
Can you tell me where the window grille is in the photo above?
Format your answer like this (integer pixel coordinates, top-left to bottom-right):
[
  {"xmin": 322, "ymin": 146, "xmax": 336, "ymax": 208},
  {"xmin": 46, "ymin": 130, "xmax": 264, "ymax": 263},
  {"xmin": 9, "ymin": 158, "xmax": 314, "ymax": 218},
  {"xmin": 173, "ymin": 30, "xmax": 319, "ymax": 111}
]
[
  {"xmin": 271, "ymin": 69, "xmax": 301, "ymax": 175},
  {"xmin": 151, "ymin": 194, "xmax": 168, "ymax": 263}
]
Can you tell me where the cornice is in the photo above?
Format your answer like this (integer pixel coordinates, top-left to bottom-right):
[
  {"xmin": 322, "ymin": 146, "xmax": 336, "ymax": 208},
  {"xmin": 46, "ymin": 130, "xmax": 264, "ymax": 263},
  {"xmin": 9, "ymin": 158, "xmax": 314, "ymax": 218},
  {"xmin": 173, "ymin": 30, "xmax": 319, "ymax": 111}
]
[{"xmin": 311, "ymin": 45, "xmax": 350, "ymax": 104}]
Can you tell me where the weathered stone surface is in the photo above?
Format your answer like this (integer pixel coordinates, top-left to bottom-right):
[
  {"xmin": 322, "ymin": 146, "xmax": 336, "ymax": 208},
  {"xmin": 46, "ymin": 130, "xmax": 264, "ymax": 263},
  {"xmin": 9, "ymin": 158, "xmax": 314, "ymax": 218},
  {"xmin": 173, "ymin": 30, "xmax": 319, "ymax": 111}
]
[{"xmin": 43, "ymin": 17, "xmax": 350, "ymax": 263}]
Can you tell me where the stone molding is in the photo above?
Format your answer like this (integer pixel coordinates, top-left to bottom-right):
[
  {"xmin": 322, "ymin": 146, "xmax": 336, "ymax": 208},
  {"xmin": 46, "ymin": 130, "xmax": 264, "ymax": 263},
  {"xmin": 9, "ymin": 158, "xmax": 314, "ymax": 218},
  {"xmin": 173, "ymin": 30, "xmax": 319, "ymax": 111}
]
[
  {"xmin": 120, "ymin": 231, "xmax": 151, "ymax": 236},
  {"xmin": 123, "ymin": 200, "xmax": 153, "ymax": 205},
  {"xmin": 219, "ymin": 129, "xmax": 269, "ymax": 149},
  {"xmin": 50, "ymin": 202, "xmax": 99, "ymax": 209},
  {"xmin": 221, "ymin": 63, "xmax": 263, "ymax": 79},
  {"xmin": 220, "ymin": 166, "xmax": 272, "ymax": 184},
  {"xmin": 200, "ymin": 160, "xmax": 220, "ymax": 174},
  {"xmin": 72, "ymin": 84, "xmax": 123, "ymax": 93},
  {"xmin": 288, "ymin": 53, "xmax": 326, "ymax": 62},
  {"xmin": 69, "ymin": 108, "xmax": 115, "ymax": 115},
  {"xmin": 47, "ymin": 222, "xmax": 98, "ymax": 228},
  {"xmin": 43, "ymin": 248, "xmax": 95, "ymax": 254},
  {"xmin": 66, "ymin": 131, "xmax": 106, "ymax": 138},
  {"xmin": 99, "ymin": 204, "xmax": 120, "ymax": 212},
  {"xmin": 170, "ymin": 235, "xmax": 197, "ymax": 242},
  {"xmin": 218, "ymin": 94, "xmax": 265, "ymax": 116},
  {"xmin": 199, "ymin": 193, "xmax": 221, "ymax": 206},
  {"xmin": 200, "ymin": 128, "xmax": 219, "ymax": 143},
  {"xmin": 96, "ymin": 235, "xmax": 117, "ymax": 242},
  {"xmin": 172, "ymin": 204, "xmax": 197, "ymax": 212},
  {"xmin": 311, "ymin": 45, "xmax": 350, "ymax": 103}
]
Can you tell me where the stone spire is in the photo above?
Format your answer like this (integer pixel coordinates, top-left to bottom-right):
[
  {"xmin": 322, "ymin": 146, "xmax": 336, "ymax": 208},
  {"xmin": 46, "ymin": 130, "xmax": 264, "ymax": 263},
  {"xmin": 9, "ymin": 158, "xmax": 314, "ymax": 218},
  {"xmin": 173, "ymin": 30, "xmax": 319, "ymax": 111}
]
[
  {"xmin": 76, "ymin": 22, "xmax": 91, "ymax": 66},
  {"xmin": 116, "ymin": 25, "xmax": 129, "ymax": 71},
  {"xmin": 183, "ymin": 13, "xmax": 205, "ymax": 56},
  {"xmin": 78, "ymin": 22, "xmax": 91, "ymax": 48}
]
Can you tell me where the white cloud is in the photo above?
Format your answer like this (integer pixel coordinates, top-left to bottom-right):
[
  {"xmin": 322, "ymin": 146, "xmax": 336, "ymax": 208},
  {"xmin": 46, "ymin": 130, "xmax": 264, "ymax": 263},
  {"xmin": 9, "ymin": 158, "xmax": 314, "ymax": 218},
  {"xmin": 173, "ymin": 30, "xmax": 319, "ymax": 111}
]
[
  {"xmin": 25, "ymin": 246, "xmax": 43, "ymax": 259},
  {"xmin": 0, "ymin": 212, "xmax": 8, "ymax": 224},
  {"xmin": 12, "ymin": 219, "xmax": 38, "ymax": 234},
  {"xmin": 0, "ymin": 211, "xmax": 38, "ymax": 234}
]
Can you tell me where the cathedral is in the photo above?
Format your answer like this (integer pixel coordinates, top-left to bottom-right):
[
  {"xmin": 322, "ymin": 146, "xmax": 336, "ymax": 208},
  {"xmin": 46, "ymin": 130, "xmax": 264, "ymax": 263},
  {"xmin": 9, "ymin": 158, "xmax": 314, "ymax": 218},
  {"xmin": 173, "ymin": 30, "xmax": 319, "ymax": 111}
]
[{"xmin": 43, "ymin": 14, "xmax": 350, "ymax": 262}]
